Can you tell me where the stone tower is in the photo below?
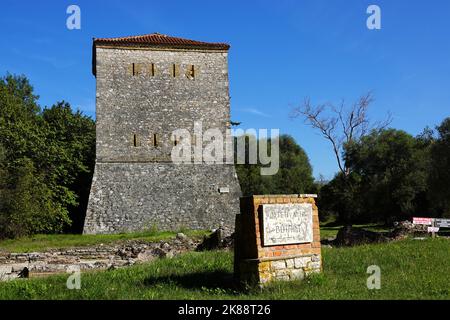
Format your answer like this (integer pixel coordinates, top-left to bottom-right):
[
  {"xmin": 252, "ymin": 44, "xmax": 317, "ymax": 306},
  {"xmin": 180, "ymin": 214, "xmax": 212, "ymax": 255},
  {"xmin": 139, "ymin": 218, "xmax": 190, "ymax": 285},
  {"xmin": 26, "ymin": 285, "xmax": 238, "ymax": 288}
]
[{"xmin": 83, "ymin": 33, "xmax": 241, "ymax": 234}]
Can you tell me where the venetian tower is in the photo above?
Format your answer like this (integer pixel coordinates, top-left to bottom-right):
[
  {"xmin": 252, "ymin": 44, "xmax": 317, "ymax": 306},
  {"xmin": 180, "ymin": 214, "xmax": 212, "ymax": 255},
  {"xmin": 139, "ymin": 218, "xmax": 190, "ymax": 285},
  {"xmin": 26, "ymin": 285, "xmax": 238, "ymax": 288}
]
[{"xmin": 83, "ymin": 33, "xmax": 241, "ymax": 234}]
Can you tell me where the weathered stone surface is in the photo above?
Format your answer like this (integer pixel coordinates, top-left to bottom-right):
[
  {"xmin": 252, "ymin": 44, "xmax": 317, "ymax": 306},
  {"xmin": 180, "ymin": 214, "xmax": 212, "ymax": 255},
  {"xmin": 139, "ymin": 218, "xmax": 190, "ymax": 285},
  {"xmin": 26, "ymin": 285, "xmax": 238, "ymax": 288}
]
[
  {"xmin": 274, "ymin": 269, "xmax": 291, "ymax": 277},
  {"xmin": 152, "ymin": 247, "xmax": 170, "ymax": 258},
  {"xmin": 390, "ymin": 220, "xmax": 428, "ymax": 239},
  {"xmin": 0, "ymin": 266, "xmax": 12, "ymax": 274},
  {"xmin": 323, "ymin": 220, "xmax": 435, "ymax": 248},
  {"xmin": 294, "ymin": 257, "xmax": 310, "ymax": 269},
  {"xmin": 85, "ymin": 163, "xmax": 241, "ymax": 234},
  {"xmin": 262, "ymin": 203, "xmax": 313, "ymax": 245},
  {"xmin": 291, "ymin": 268, "xmax": 305, "ymax": 280},
  {"xmin": 176, "ymin": 233, "xmax": 187, "ymax": 240},
  {"xmin": 271, "ymin": 260, "xmax": 286, "ymax": 270},
  {"xmin": 161, "ymin": 242, "xmax": 171, "ymax": 250},
  {"xmin": 0, "ymin": 236, "xmax": 202, "ymax": 281},
  {"xmin": 196, "ymin": 228, "xmax": 234, "ymax": 251},
  {"xmin": 285, "ymin": 258, "xmax": 294, "ymax": 269},
  {"xmin": 12, "ymin": 263, "xmax": 28, "ymax": 272},
  {"xmin": 84, "ymin": 41, "xmax": 241, "ymax": 234}
]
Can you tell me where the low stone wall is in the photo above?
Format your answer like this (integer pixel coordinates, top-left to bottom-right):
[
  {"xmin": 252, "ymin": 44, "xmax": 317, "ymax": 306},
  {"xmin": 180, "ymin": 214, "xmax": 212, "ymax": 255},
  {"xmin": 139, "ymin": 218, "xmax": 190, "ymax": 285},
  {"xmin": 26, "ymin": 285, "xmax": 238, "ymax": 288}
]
[
  {"xmin": 0, "ymin": 235, "xmax": 199, "ymax": 281},
  {"xmin": 254, "ymin": 254, "xmax": 322, "ymax": 282}
]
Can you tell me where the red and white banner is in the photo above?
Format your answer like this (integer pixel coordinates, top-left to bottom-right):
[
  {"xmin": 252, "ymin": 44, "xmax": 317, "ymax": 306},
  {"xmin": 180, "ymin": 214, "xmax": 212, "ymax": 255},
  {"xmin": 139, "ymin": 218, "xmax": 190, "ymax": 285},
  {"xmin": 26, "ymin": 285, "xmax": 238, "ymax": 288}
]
[{"xmin": 412, "ymin": 217, "xmax": 433, "ymax": 225}]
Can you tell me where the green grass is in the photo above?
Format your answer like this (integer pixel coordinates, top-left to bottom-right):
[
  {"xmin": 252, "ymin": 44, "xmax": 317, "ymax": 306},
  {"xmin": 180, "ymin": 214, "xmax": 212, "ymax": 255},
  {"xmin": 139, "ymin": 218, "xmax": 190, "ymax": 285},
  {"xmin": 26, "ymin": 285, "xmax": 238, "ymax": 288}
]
[
  {"xmin": 0, "ymin": 238, "xmax": 449, "ymax": 299},
  {"xmin": 0, "ymin": 223, "xmax": 398, "ymax": 253},
  {"xmin": 0, "ymin": 229, "xmax": 209, "ymax": 253}
]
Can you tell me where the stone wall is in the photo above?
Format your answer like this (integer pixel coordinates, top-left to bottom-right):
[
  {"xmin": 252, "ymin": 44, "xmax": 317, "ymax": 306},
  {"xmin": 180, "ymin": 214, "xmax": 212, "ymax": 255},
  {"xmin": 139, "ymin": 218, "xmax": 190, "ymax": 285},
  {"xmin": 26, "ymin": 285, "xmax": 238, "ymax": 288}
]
[
  {"xmin": 234, "ymin": 195, "xmax": 322, "ymax": 285},
  {"xmin": 94, "ymin": 47, "xmax": 232, "ymax": 162},
  {"xmin": 0, "ymin": 236, "xmax": 198, "ymax": 281},
  {"xmin": 84, "ymin": 163, "xmax": 240, "ymax": 234},
  {"xmin": 84, "ymin": 43, "xmax": 241, "ymax": 234}
]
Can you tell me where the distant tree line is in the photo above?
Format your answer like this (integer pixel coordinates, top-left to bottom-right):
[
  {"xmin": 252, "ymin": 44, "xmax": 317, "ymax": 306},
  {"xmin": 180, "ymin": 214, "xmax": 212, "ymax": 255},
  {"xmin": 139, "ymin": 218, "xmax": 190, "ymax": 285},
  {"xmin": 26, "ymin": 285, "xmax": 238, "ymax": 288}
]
[
  {"xmin": 291, "ymin": 92, "xmax": 450, "ymax": 224},
  {"xmin": 234, "ymin": 134, "xmax": 316, "ymax": 196},
  {"xmin": 0, "ymin": 74, "xmax": 95, "ymax": 239},
  {"xmin": 235, "ymin": 120, "xmax": 450, "ymax": 225},
  {"xmin": 318, "ymin": 127, "xmax": 450, "ymax": 224}
]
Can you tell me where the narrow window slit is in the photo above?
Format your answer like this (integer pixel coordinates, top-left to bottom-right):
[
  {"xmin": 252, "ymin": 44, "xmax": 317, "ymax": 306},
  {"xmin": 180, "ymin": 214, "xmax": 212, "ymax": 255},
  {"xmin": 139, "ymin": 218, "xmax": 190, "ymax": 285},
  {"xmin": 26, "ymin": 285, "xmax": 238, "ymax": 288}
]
[
  {"xmin": 151, "ymin": 63, "xmax": 155, "ymax": 76},
  {"xmin": 171, "ymin": 64, "xmax": 180, "ymax": 77},
  {"xmin": 188, "ymin": 65, "xmax": 195, "ymax": 79}
]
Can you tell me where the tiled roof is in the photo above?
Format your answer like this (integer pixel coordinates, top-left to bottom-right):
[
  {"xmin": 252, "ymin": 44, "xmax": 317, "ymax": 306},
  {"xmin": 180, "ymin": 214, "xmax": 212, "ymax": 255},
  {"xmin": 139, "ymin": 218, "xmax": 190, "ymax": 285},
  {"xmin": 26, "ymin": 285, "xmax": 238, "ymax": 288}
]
[{"xmin": 93, "ymin": 33, "xmax": 230, "ymax": 50}]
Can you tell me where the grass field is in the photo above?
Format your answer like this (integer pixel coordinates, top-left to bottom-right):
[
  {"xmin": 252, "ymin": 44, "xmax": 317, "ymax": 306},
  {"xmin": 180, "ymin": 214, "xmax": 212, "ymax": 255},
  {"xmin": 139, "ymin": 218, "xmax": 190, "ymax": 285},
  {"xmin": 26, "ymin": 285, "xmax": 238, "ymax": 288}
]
[
  {"xmin": 0, "ymin": 229, "xmax": 209, "ymax": 253},
  {"xmin": 0, "ymin": 238, "xmax": 448, "ymax": 300}
]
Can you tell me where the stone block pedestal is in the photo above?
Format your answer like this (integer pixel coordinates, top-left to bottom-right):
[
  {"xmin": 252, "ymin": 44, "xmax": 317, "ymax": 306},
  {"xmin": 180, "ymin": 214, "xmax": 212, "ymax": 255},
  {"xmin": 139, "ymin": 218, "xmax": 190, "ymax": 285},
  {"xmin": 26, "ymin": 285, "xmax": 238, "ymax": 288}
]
[{"xmin": 234, "ymin": 195, "xmax": 322, "ymax": 285}]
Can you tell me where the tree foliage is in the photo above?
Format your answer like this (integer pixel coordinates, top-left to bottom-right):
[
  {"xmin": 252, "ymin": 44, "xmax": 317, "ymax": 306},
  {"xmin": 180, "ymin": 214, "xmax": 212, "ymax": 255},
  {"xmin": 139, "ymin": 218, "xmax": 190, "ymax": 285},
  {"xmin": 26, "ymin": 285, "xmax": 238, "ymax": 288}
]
[
  {"xmin": 347, "ymin": 129, "xmax": 430, "ymax": 222},
  {"xmin": 0, "ymin": 74, "xmax": 95, "ymax": 238},
  {"xmin": 235, "ymin": 134, "xmax": 315, "ymax": 196},
  {"xmin": 320, "ymin": 128, "xmax": 435, "ymax": 224},
  {"xmin": 428, "ymin": 118, "xmax": 450, "ymax": 217}
]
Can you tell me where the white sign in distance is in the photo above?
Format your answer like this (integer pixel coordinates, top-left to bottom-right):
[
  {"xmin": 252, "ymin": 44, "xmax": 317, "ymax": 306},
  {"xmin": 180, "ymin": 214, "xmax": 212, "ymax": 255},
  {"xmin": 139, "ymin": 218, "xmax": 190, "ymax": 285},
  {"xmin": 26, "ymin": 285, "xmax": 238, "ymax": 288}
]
[
  {"xmin": 435, "ymin": 219, "xmax": 450, "ymax": 228},
  {"xmin": 261, "ymin": 203, "xmax": 313, "ymax": 246},
  {"xmin": 427, "ymin": 227, "xmax": 440, "ymax": 233}
]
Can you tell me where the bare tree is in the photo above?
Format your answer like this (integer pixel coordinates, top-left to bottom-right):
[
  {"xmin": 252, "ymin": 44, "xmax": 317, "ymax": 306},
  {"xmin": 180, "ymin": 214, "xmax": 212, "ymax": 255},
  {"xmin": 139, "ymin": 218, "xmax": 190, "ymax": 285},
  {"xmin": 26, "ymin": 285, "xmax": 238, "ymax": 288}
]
[{"xmin": 290, "ymin": 92, "xmax": 392, "ymax": 177}]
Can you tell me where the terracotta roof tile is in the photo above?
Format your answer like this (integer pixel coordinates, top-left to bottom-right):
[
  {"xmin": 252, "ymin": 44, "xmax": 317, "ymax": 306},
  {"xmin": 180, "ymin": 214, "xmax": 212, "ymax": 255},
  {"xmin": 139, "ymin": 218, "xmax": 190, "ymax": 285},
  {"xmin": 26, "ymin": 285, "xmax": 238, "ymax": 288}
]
[{"xmin": 93, "ymin": 33, "xmax": 230, "ymax": 50}]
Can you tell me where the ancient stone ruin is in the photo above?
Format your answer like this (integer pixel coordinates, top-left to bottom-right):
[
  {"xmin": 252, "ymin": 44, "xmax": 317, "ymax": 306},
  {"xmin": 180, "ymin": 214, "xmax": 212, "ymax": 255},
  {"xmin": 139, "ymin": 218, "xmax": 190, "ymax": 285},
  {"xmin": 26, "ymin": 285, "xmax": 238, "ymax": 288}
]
[
  {"xmin": 84, "ymin": 33, "xmax": 241, "ymax": 234},
  {"xmin": 0, "ymin": 235, "xmax": 200, "ymax": 281}
]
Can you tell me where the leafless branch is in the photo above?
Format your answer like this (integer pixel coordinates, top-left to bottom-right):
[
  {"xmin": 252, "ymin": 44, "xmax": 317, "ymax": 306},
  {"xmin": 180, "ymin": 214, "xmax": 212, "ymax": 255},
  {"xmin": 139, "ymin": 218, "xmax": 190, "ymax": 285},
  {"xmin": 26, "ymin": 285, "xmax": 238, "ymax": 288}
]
[{"xmin": 290, "ymin": 92, "xmax": 391, "ymax": 177}]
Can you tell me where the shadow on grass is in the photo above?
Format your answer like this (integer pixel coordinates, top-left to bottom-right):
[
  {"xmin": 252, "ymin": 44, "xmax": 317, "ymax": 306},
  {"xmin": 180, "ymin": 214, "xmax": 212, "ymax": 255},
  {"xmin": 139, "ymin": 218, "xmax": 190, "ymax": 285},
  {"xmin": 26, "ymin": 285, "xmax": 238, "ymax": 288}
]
[
  {"xmin": 143, "ymin": 270, "xmax": 245, "ymax": 295},
  {"xmin": 320, "ymin": 220, "xmax": 344, "ymax": 228}
]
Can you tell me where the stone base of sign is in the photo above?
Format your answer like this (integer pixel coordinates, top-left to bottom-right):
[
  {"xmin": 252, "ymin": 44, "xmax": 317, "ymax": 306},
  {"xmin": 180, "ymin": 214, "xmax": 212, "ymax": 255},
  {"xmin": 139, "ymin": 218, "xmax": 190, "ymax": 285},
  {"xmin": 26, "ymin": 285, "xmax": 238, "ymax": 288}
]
[{"xmin": 234, "ymin": 195, "xmax": 322, "ymax": 285}]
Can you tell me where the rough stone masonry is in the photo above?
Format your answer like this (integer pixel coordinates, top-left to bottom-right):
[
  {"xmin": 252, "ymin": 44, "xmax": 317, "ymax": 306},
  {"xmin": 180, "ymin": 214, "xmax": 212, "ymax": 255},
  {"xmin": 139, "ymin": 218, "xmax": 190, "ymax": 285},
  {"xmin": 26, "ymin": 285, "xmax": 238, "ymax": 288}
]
[
  {"xmin": 84, "ymin": 33, "xmax": 241, "ymax": 234},
  {"xmin": 0, "ymin": 236, "xmax": 201, "ymax": 281}
]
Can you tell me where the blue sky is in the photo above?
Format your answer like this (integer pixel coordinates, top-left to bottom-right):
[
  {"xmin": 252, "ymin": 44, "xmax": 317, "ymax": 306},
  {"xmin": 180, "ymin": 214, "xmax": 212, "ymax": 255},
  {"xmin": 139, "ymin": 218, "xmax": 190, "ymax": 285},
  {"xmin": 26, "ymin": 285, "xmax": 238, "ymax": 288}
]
[{"xmin": 1, "ymin": 0, "xmax": 449, "ymax": 179}]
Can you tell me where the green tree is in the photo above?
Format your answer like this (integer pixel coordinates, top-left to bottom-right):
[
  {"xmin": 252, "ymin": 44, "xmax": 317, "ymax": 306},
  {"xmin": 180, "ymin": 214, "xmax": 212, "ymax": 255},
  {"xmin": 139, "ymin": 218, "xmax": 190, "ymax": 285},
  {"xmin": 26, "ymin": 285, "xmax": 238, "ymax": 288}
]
[
  {"xmin": 318, "ymin": 172, "xmax": 362, "ymax": 224},
  {"xmin": 41, "ymin": 102, "xmax": 96, "ymax": 232},
  {"xmin": 0, "ymin": 74, "xmax": 43, "ymax": 162},
  {"xmin": 344, "ymin": 129, "xmax": 431, "ymax": 222},
  {"xmin": 0, "ymin": 157, "xmax": 70, "ymax": 238},
  {"xmin": 0, "ymin": 74, "xmax": 95, "ymax": 238},
  {"xmin": 428, "ymin": 118, "xmax": 450, "ymax": 217},
  {"xmin": 235, "ymin": 134, "xmax": 314, "ymax": 196}
]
